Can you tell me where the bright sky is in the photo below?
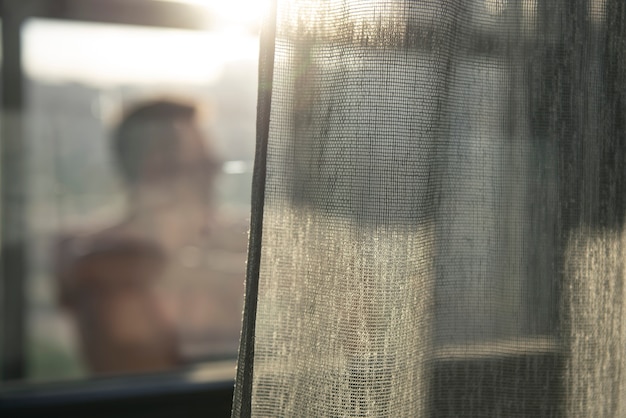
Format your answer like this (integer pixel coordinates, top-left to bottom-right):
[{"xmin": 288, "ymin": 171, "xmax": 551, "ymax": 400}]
[{"xmin": 22, "ymin": 0, "xmax": 265, "ymax": 87}]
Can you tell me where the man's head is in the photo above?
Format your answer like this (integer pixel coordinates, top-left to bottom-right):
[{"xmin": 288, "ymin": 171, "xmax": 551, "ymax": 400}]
[{"xmin": 112, "ymin": 99, "xmax": 220, "ymax": 201}]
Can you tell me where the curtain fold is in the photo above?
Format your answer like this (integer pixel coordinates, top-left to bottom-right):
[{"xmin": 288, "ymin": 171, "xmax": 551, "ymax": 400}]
[{"xmin": 233, "ymin": 0, "xmax": 626, "ymax": 416}]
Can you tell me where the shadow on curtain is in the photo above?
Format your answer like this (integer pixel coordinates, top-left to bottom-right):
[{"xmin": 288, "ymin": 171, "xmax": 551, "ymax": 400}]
[{"xmin": 234, "ymin": 0, "xmax": 626, "ymax": 416}]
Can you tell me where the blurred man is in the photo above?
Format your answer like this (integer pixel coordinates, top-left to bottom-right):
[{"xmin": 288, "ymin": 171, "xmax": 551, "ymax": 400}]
[{"xmin": 56, "ymin": 100, "xmax": 246, "ymax": 374}]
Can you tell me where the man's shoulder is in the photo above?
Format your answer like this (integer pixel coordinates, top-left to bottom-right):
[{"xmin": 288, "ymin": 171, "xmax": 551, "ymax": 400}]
[
  {"xmin": 55, "ymin": 223, "xmax": 166, "ymax": 280},
  {"xmin": 55, "ymin": 223, "xmax": 166, "ymax": 307},
  {"xmin": 58, "ymin": 224, "xmax": 163, "ymax": 260}
]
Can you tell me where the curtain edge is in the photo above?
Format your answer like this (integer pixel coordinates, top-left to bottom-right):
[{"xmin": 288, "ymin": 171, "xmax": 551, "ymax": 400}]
[{"xmin": 231, "ymin": 1, "xmax": 278, "ymax": 417}]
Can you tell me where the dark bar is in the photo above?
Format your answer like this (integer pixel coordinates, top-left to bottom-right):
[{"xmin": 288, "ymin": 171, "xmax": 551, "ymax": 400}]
[{"xmin": 0, "ymin": 0, "xmax": 27, "ymax": 381}]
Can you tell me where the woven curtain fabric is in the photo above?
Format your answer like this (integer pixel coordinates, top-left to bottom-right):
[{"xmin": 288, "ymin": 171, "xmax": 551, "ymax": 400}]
[{"xmin": 234, "ymin": 0, "xmax": 626, "ymax": 416}]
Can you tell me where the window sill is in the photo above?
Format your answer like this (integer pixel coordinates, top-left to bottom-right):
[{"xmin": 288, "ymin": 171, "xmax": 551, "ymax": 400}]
[{"xmin": 0, "ymin": 361, "xmax": 235, "ymax": 418}]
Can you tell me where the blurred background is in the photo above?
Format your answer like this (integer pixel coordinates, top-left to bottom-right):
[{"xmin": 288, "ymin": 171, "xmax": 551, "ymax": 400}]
[{"xmin": 0, "ymin": 0, "xmax": 262, "ymax": 385}]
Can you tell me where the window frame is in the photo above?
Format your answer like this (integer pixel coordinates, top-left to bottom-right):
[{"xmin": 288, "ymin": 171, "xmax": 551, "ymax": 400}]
[{"xmin": 0, "ymin": 363, "xmax": 234, "ymax": 417}]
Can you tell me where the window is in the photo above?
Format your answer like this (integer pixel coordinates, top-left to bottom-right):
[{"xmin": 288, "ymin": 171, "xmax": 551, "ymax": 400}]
[{"xmin": 0, "ymin": 0, "xmax": 263, "ymax": 415}]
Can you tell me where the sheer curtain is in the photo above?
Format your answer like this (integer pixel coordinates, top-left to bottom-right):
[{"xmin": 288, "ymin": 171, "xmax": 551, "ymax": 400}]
[{"xmin": 233, "ymin": 0, "xmax": 626, "ymax": 416}]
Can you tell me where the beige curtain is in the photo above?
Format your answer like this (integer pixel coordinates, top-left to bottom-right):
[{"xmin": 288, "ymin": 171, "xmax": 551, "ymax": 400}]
[{"xmin": 233, "ymin": 1, "xmax": 626, "ymax": 416}]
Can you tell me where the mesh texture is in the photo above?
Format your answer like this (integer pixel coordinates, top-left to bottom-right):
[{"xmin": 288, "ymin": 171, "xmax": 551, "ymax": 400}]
[{"xmin": 234, "ymin": 0, "xmax": 626, "ymax": 416}]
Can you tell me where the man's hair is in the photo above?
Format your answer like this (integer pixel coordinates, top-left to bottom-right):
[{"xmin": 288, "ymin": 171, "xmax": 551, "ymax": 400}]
[{"xmin": 112, "ymin": 100, "xmax": 198, "ymax": 186}]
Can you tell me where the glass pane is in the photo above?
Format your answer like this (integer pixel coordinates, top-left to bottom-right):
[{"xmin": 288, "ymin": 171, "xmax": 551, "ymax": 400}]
[{"xmin": 21, "ymin": 17, "xmax": 257, "ymax": 382}]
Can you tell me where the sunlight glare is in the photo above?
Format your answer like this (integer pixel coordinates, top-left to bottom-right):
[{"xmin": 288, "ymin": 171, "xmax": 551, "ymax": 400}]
[
  {"xmin": 163, "ymin": 0, "xmax": 271, "ymax": 29},
  {"xmin": 24, "ymin": 9, "xmax": 261, "ymax": 87}
]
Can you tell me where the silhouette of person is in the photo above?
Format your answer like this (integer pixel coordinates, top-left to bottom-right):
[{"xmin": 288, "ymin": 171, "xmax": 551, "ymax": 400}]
[{"xmin": 55, "ymin": 99, "xmax": 246, "ymax": 375}]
